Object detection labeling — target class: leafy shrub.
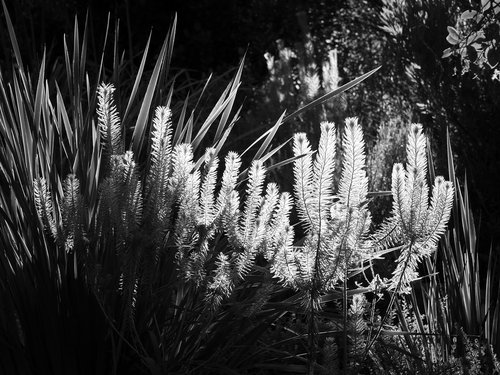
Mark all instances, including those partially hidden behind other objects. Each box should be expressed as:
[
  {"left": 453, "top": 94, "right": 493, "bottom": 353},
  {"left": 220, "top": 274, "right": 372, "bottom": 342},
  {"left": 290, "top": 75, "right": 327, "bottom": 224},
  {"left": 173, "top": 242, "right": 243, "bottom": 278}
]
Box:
[
  {"left": 443, "top": 0, "right": 500, "bottom": 80},
  {"left": 23, "top": 76, "right": 456, "bottom": 373}
]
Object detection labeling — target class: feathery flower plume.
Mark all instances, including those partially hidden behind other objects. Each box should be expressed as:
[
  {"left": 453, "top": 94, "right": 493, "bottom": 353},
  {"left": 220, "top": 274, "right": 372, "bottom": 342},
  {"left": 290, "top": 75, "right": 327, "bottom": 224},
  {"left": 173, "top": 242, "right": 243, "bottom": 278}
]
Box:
[
  {"left": 372, "top": 124, "right": 454, "bottom": 292},
  {"left": 97, "top": 83, "right": 122, "bottom": 156}
]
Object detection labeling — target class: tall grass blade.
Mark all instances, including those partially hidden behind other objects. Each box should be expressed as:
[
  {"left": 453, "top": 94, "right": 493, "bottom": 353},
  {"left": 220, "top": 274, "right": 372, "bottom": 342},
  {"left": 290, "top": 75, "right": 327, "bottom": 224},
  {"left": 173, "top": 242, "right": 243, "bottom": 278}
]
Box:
[
  {"left": 191, "top": 82, "right": 240, "bottom": 151},
  {"left": 174, "top": 92, "right": 189, "bottom": 145},
  {"left": 131, "top": 16, "right": 176, "bottom": 156},
  {"left": 252, "top": 111, "right": 286, "bottom": 162},
  {"left": 1, "top": 0, "right": 26, "bottom": 84},
  {"left": 214, "top": 58, "right": 244, "bottom": 141},
  {"left": 122, "top": 32, "right": 151, "bottom": 125},
  {"left": 283, "top": 66, "right": 380, "bottom": 123}
]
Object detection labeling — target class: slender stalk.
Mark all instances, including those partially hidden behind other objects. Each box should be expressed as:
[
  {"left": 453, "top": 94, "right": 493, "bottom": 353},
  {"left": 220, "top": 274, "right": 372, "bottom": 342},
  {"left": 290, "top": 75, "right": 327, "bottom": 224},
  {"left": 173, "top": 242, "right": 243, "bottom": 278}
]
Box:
[
  {"left": 308, "top": 229, "right": 322, "bottom": 375},
  {"left": 308, "top": 288, "right": 317, "bottom": 375},
  {"left": 343, "top": 267, "right": 348, "bottom": 374},
  {"left": 363, "top": 241, "right": 415, "bottom": 358}
]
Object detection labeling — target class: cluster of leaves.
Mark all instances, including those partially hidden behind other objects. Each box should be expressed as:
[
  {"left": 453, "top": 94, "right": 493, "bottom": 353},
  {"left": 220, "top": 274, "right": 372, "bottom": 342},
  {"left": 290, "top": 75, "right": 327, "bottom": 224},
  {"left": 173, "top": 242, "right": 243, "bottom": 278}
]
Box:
[{"left": 444, "top": 0, "right": 500, "bottom": 79}]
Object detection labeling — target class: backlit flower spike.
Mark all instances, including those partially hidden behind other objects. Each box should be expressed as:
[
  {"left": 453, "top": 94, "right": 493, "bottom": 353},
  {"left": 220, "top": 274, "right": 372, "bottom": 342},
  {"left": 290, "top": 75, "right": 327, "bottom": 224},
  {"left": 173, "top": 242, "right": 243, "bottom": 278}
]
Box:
[
  {"left": 254, "top": 183, "right": 280, "bottom": 247},
  {"left": 215, "top": 152, "right": 241, "bottom": 222},
  {"left": 61, "top": 174, "right": 84, "bottom": 252},
  {"left": 312, "top": 122, "right": 336, "bottom": 230},
  {"left": 293, "top": 132, "right": 314, "bottom": 229},
  {"left": 339, "top": 117, "right": 368, "bottom": 209},
  {"left": 205, "top": 252, "right": 233, "bottom": 308},
  {"left": 238, "top": 160, "right": 266, "bottom": 248},
  {"left": 170, "top": 143, "right": 195, "bottom": 194},
  {"left": 372, "top": 124, "right": 454, "bottom": 293},
  {"left": 97, "top": 83, "right": 122, "bottom": 156},
  {"left": 33, "top": 176, "right": 57, "bottom": 239},
  {"left": 147, "top": 106, "right": 172, "bottom": 196},
  {"left": 199, "top": 147, "right": 219, "bottom": 228},
  {"left": 121, "top": 151, "right": 143, "bottom": 228},
  {"left": 269, "top": 225, "right": 297, "bottom": 287},
  {"left": 263, "top": 191, "right": 293, "bottom": 258},
  {"left": 425, "top": 177, "right": 454, "bottom": 250},
  {"left": 405, "top": 124, "right": 429, "bottom": 235}
]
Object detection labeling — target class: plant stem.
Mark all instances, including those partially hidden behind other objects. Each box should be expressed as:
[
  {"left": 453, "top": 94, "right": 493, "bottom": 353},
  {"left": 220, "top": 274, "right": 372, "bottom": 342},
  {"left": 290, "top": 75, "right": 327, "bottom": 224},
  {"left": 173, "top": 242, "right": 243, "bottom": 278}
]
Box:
[
  {"left": 308, "top": 288, "right": 317, "bottom": 375},
  {"left": 363, "top": 242, "right": 415, "bottom": 359},
  {"left": 343, "top": 264, "right": 348, "bottom": 374}
]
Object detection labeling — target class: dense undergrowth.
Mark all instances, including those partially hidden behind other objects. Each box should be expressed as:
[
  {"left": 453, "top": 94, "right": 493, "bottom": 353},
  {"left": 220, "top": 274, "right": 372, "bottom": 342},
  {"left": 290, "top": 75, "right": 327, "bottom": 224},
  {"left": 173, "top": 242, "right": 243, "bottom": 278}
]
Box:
[{"left": 0, "top": 4, "right": 499, "bottom": 375}]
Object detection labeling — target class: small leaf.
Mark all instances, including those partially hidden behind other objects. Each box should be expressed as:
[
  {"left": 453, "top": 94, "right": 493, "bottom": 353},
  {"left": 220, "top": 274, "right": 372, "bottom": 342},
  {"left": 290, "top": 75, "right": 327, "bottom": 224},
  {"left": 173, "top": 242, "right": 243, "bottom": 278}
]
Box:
[
  {"left": 442, "top": 47, "right": 453, "bottom": 58},
  {"left": 446, "top": 35, "right": 459, "bottom": 45},
  {"left": 465, "top": 30, "right": 485, "bottom": 45},
  {"left": 460, "top": 10, "right": 477, "bottom": 20},
  {"left": 447, "top": 26, "right": 459, "bottom": 39},
  {"left": 446, "top": 26, "right": 460, "bottom": 45}
]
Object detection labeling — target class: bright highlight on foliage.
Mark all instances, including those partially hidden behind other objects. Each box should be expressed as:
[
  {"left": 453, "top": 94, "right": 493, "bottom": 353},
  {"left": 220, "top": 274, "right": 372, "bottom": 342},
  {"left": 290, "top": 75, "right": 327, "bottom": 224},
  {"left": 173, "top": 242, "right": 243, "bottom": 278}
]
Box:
[
  {"left": 373, "top": 124, "right": 454, "bottom": 293},
  {"left": 18, "top": 74, "right": 497, "bottom": 374},
  {"left": 34, "top": 86, "right": 454, "bottom": 311}
]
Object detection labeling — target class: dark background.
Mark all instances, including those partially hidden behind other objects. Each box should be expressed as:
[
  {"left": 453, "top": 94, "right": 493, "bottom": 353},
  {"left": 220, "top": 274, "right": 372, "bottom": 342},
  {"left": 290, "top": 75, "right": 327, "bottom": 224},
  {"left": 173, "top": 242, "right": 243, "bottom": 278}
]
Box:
[{"left": 2, "top": 0, "right": 311, "bottom": 82}]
